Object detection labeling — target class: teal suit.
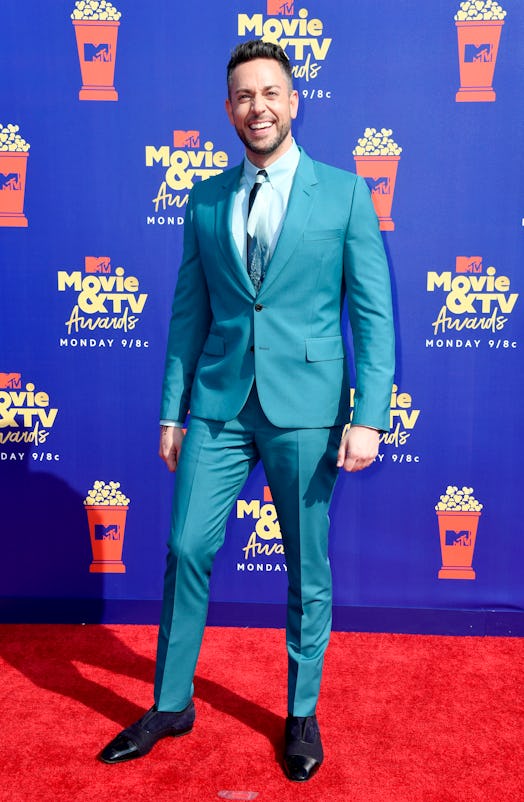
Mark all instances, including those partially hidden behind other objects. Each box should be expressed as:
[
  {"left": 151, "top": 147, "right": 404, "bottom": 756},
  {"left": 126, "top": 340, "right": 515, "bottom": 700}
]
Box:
[{"left": 155, "top": 148, "right": 394, "bottom": 715}]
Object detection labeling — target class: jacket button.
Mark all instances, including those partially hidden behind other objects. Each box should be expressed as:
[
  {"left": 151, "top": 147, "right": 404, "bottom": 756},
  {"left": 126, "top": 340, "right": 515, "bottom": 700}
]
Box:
[
  {"left": 249, "top": 345, "right": 254, "bottom": 352},
  {"left": 254, "top": 303, "right": 263, "bottom": 312}
]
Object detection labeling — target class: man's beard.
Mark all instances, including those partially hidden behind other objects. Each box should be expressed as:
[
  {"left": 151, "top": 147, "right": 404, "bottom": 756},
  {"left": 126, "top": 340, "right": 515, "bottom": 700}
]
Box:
[{"left": 236, "top": 120, "right": 291, "bottom": 156}]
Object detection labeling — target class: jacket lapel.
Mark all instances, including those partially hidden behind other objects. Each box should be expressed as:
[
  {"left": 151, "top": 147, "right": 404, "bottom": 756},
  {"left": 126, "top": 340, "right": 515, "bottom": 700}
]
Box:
[
  {"left": 258, "top": 149, "right": 318, "bottom": 298},
  {"left": 215, "top": 164, "right": 256, "bottom": 298}
]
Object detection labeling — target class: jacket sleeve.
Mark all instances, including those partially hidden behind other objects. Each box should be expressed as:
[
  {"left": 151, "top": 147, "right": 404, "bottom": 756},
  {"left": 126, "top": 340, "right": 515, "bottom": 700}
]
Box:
[
  {"left": 160, "top": 190, "right": 212, "bottom": 423},
  {"left": 343, "top": 175, "right": 395, "bottom": 432}
]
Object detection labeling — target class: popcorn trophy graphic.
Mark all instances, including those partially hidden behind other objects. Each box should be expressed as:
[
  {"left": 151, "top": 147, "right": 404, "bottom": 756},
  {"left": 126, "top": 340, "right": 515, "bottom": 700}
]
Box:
[
  {"left": 0, "top": 124, "right": 30, "bottom": 227},
  {"left": 353, "top": 128, "right": 402, "bottom": 231},
  {"left": 84, "top": 481, "right": 130, "bottom": 573},
  {"left": 71, "top": 1, "right": 122, "bottom": 101},
  {"left": 435, "top": 486, "right": 483, "bottom": 580},
  {"left": 454, "top": 1, "right": 506, "bottom": 102}
]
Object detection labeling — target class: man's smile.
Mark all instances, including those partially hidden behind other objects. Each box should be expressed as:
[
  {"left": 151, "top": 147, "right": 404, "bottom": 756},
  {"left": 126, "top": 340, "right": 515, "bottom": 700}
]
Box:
[{"left": 248, "top": 120, "right": 274, "bottom": 131}]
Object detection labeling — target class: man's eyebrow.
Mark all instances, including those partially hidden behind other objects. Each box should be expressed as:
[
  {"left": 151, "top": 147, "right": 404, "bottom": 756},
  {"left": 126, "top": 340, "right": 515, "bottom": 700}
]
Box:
[{"left": 234, "top": 84, "right": 281, "bottom": 94}]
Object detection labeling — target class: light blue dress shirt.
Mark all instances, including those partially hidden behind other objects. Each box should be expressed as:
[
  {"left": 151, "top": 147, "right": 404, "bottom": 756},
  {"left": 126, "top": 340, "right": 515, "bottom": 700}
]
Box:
[{"left": 232, "top": 140, "right": 300, "bottom": 263}]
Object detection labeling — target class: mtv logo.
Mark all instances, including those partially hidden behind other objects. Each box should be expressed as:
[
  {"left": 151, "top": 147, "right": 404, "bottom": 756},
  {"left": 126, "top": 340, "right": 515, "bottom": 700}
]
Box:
[
  {"left": 465, "top": 43, "right": 492, "bottom": 63},
  {"left": 267, "top": 0, "right": 294, "bottom": 13},
  {"left": 94, "top": 524, "right": 120, "bottom": 541},
  {"left": 0, "top": 173, "right": 21, "bottom": 191},
  {"left": 445, "top": 529, "right": 472, "bottom": 547},
  {"left": 366, "top": 176, "right": 390, "bottom": 195},
  {"left": 0, "top": 372, "right": 22, "bottom": 389},
  {"left": 456, "top": 256, "right": 482, "bottom": 274},
  {"left": 173, "top": 130, "right": 200, "bottom": 148},
  {"left": 84, "top": 43, "right": 112, "bottom": 62},
  {"left": 85, "top": 256, "right": 111, "bottom": 274}
]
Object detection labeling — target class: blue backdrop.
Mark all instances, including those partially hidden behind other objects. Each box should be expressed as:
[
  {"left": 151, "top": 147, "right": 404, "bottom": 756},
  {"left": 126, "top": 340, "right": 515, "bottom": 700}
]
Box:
[{"left": 1, "top": 0, "right": 523, "bottom": 634}]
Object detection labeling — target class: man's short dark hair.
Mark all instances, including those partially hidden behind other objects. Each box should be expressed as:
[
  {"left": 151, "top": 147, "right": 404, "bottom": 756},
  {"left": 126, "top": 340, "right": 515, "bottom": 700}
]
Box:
[{"left": 227, "top": 40, "right": 293, "bottom": 93}]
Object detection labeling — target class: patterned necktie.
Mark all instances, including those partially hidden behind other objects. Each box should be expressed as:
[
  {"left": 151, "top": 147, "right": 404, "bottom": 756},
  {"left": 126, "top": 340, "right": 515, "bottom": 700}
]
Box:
[{"left": 247, "top": 169, "right": 270, "bottom": 293}]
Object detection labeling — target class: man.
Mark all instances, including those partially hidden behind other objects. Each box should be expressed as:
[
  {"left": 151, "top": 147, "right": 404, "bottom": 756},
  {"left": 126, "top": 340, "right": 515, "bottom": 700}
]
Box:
[{"left": 100, "top": 40, "right": 395, "bottom": 782}]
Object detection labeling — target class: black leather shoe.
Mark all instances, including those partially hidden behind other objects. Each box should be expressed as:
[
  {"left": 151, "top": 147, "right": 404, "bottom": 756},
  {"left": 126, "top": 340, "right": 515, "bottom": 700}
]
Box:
[
  {"left": 283, "top": 714, "right": 323, "bottom": 781},
  {"left": 99, "top": 701, "right": 195, "bottom": 764}
]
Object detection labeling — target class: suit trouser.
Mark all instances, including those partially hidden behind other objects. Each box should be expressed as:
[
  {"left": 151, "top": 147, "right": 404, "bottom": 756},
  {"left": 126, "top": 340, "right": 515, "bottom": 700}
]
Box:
[{"left": 154, "top": 383, "right": 342, "bottom": 717}]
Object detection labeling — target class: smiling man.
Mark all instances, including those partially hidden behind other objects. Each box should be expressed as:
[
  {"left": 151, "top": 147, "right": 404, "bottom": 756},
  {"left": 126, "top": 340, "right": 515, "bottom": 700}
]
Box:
[
  {"left": 100, "top": 40, "right": 395, "bottom": 782},
  {"left": 225, "top": 52, "right": 298, "bottom": 159}
]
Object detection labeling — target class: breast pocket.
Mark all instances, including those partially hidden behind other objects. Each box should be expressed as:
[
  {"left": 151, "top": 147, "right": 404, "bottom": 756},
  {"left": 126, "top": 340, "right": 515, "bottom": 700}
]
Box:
[{"left": 303, "top": 229, "right": 343, "bottom": 242}]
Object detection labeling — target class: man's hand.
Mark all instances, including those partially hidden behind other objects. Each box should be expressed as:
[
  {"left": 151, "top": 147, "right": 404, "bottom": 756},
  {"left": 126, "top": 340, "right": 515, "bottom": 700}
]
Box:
[
  {"left": 336, "top": 425, "right": 380, "bottom": 473},
  {"left": 159, "top": 425, "right": 185, "bottom": 472}
]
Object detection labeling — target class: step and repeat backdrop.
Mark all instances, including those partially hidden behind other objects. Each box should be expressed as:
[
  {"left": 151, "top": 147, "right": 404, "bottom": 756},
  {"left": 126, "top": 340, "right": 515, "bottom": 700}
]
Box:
[{"left": 1, "top": 0, "right": 523, "bottom": 631}]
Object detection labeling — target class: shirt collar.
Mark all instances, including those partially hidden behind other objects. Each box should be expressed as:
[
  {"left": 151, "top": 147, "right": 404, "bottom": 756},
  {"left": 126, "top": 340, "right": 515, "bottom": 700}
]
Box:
[{"left": 242, "top": 139, "right": 300, "bottom": 188}]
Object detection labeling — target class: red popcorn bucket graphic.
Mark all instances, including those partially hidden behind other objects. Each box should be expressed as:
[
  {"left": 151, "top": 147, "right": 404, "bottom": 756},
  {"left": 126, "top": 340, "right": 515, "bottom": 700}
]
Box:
[
  {"left": 436, "top": 510, "right": 481, "bottom": 580},
  {"left": 0, "top": 152, "right": 29, "bottom": 227},
  {"left": 455, "top": 21, "right": 504, "bottom": 102},
  {"left": 73, "top": 20, "right": 120, "bottom": 101},
  {"left": 85, "top": 504, "right": 128, "bottom": 573},
  {"left": 354, "top": 155, "right": 400, "bottom": 231}
]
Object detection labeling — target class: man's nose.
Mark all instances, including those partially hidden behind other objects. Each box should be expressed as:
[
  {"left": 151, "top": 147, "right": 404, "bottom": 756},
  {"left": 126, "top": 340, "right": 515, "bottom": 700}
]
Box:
[{"left": 251, "top": 94, "right": 266, "bottom": 114}]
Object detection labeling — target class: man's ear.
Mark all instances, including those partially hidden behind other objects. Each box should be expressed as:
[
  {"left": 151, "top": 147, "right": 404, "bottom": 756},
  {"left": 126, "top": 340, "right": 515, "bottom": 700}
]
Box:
[
  {"left": 289, "top": 89, "right": 299, "bottom": 121},
  {"left": 225, "top": 97, "right": 234, "bottom": 126}
]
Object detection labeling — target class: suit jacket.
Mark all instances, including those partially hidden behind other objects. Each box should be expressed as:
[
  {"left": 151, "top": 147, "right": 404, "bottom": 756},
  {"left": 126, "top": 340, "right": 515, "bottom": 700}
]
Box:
[{"left": 160, "top": 148, "right": 395, "bottom": 431}]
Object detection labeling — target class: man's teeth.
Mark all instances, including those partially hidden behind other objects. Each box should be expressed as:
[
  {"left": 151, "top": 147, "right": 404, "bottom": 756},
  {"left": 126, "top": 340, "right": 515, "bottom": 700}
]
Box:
[{"left": 250, "top": 121, "right": 273, "bottom": 130}]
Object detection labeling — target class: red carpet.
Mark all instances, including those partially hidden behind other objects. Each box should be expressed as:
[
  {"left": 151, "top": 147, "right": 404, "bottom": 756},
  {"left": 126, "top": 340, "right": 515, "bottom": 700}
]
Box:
[{"left": 0, "top": 624, "right": 522, "bottom": 802}]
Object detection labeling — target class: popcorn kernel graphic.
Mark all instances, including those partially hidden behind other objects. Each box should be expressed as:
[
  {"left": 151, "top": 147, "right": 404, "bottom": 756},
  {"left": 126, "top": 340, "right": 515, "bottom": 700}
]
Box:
[
  {"left": 71, "top": 0, "right": 122, "bottom": 21},
  {"left": 0, "top": 124, "right": 30, "bottom": 153},
  {"left": 435, "top": 485, "right": 483, "bottom": 512},
  {"left": 352, "top": 128, "right": 402, "bottom": 157},
  {"left": 454, "top": 1, "right": 506, "bottom": 21}
]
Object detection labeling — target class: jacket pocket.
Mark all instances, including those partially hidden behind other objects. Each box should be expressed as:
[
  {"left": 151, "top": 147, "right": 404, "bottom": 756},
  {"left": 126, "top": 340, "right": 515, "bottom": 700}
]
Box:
[
  {"left": 305, "top": 336, "right": 344, "bottom": 362},
  {"left": 203, "top": 333, "right": 225, "bottom": 356},
  {"left": 303, "top": 229, "right": 343, "bottom": 241}
]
